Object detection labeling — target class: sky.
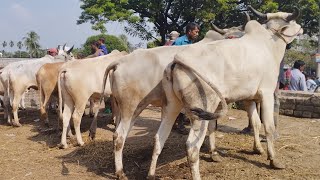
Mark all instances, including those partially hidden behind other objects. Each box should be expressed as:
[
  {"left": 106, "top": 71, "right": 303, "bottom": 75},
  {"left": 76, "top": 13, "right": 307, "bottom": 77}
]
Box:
[{"left": 0, "top": 0, "right": 146, "bottom": 51}]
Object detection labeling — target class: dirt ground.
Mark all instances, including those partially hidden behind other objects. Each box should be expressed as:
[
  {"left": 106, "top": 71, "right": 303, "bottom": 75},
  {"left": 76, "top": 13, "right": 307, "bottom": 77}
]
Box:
[{"left": 0, "top": 106, "right": 319, "bottom": 180}]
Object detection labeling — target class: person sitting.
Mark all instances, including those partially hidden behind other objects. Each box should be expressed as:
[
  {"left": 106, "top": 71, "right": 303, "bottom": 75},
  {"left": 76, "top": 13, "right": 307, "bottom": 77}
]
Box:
[
  {"left": 98, "top": 38, "right": 108, "bottom": 55},
  {"left": 289, "top": 60, "right": 307, "bottom": 91},
  {"left": 306, "top": 74, "right": 317, "bottom": 92},
  {"left": 164, "top": 31, "right": 180, "bottom": 46},
  {"left": 86, "top": 41, "right": 104, "bottom": 58}
]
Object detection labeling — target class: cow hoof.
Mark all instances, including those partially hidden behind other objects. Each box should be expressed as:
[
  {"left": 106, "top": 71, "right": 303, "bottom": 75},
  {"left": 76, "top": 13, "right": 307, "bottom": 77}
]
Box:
[
  {"left": 211, "top": 153, "right": 222, "bottom": 162},
  {"left": 270, "top": 160, "right": 285, "bottom": 169},
  {"left": 116, "top": 171, "right": 128, "bottom": 180},
  {"left": 58, "top": 143, "right": 68, "bottom": 149},
  {"left": 147, "top": 175, "right": 155, "bottom": 180},
  {"left": 253, "top": 147, "right": 264, "bottom": 155},
  {"left": 89, "top": 130, "right": 96, "bottom": 140},
  {"left": 12, "top": 122, "right": 22, "bottom": 127},
  {"left": 78, "top": 142, "right": 85, "bottom": 147}
]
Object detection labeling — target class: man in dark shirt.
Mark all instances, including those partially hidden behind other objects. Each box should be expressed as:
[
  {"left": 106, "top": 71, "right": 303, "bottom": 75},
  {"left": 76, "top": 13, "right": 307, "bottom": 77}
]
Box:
[{"left": 98, "top": 38, "right": 108, "bottom": 55}]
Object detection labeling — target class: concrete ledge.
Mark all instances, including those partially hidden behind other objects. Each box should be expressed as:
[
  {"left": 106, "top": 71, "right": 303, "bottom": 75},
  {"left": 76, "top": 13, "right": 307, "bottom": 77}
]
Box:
[{"left": 279, "top": 90, "right": 320, "bottom": 118}]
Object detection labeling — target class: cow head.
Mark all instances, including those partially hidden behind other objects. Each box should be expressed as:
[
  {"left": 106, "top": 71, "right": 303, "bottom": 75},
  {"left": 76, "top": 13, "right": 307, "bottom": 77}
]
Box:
[
  {"left": 55, "top": 44, "right": 75, "bottom": 61},
  {"left": 210, "top": 12, "right": 250, "bottom": 39},
  {"left": 248, "top": 5, "right": 303, "bottom": 44}
]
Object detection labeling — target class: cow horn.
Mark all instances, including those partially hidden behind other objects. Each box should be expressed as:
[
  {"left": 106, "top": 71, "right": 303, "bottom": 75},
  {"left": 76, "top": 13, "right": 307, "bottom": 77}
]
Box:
[
  {"left": 63, "top": 43, "right": 66, "bottom": 50},
  {"left": 67, "top": 45, "right": 74, "bottom": 54},
  {"left": 242, "top": 11, "right": 251, "bottom": 30},
  {"left": 57, "top": 45, "right": 61, "bottom": 50},
  {"left": 285, "top": 7, "right": 300, "bottom": 22},
  {"left": 210, "top": 22, "right": 226, "bottom": 35},
  {"left": 244, "top": 11, "right": 251, "bottom": 22},
  {"left": 247, "top": 5, "right": 267, "bottom": 21}
]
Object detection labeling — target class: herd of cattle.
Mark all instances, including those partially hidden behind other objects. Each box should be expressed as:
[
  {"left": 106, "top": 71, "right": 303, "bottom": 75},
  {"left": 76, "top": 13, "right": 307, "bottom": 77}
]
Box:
[{"left": 0, "top": 6, "right": 303, "bottom": 180}]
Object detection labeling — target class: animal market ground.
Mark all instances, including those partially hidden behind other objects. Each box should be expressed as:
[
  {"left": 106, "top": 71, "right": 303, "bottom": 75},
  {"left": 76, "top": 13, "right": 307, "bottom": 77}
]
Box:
[{"left": 0, "top": 106, "right": 319, "bottom": 180}]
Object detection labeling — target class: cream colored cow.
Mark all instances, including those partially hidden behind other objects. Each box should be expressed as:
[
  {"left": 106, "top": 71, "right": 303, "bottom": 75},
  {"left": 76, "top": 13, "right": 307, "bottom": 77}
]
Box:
[
  {"left": 155, "top": 7, "right": 302, "bottom": 179},
  {"left": 57, "top": 50, "right": 128, "bottom": 149}
]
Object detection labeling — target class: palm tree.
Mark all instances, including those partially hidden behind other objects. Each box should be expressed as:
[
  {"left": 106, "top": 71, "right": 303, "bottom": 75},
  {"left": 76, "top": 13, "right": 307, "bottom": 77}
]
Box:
[
  {"left": 2, "top": 41, "right": 7, "bottom": 49},
  {"left": 9, "top": 41, "right": 14, "bottom": 48},
  {"left": 17, "top": 41, "right": 23, "bottom": 58},
  {"left": 23, "top": 31, "right": 41, "bottom": 58}
]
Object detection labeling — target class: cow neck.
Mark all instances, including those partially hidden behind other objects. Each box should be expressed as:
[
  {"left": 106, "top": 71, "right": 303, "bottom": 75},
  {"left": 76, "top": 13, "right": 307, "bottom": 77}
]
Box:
[{"left": 269, "top": 30, "right": 287, "bottom": 63}]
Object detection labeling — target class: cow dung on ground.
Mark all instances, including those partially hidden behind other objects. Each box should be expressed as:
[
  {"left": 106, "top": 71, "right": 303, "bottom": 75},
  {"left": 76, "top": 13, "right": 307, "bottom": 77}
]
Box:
[{"left": 0, "top": 106, "right": 319, "bottom": 179}]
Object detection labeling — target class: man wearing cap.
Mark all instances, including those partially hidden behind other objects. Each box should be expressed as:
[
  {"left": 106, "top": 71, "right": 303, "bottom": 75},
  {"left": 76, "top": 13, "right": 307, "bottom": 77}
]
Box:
[
  {"left": 164, "top": 31, "right": 180, "bottom": 46},
  {"left": 47, "top": 48, "right": 58, "bottom": 57}
]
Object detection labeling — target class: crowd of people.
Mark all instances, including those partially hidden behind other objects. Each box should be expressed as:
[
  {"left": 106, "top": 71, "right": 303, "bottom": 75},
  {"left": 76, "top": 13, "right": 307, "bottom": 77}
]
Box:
[{"left": 279, "top": 60, "right": 319, "bottom": 92}]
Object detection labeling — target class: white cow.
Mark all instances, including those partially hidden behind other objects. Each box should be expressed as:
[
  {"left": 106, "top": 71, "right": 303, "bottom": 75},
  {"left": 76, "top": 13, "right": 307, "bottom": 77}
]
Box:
[
  {"left": 100, "top": 27, "right": 250, "bottom": 178},
  {"left": 154, "top": 7, "right": 302, "bottom": 179},
  {"left": 57, "top": 50, "right": 128, "bottom": 149},
  {"left": 1, "top": 79, "right": 28, "bottom": 109},
  {"left": 0, "top": 46, "right": 74, "bottom": 127}
]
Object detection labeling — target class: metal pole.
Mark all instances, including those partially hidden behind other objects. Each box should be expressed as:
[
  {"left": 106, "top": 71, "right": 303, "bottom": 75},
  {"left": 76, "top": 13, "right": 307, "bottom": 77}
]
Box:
[{"left": 317, "top": 15, "right": 320, "bottom": 78}]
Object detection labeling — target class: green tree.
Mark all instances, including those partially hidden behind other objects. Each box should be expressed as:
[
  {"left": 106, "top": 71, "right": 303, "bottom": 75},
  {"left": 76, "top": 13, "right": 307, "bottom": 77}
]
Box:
[
  {"left": 77, "top": 34, "right": 128, "bottom": 57},
  {"left": 17, "top": 41, "right": 23, "bottom": 58},
  {"left": 118, "top": 34, "right": 136, "bottom": 52},
  {"left": 9, "top": 41, "right": 14, "bottom": 48},
  {"left": 2, "top": 41, "right": 7, "bottom": 49},
  {"left": 23, "top": 31, "right": 41, "bottom": 58},
  {"left": 78, "top": 1, "right": 320, "bottom": 45}
]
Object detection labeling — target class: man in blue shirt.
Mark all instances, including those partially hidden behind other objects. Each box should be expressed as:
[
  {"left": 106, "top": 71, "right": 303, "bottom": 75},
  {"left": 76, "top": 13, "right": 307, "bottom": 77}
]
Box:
[
  {"left": 98, "top": 38, "right": 108, "bottom": 55},
  {"left": 289, "top": 60, "right": 307, "bottom": 91},
  {"left": 172, "top": 22, "right": 200, "bottom": 135},
  {"left": 172, "top": 22, "right": 200, "bottom": 46}
]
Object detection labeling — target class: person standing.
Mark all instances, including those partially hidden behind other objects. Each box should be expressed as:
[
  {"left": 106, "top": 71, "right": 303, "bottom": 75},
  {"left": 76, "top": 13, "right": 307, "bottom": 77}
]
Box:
[{"left": 289, "top": 60, "right": 307, "bottom": 91}]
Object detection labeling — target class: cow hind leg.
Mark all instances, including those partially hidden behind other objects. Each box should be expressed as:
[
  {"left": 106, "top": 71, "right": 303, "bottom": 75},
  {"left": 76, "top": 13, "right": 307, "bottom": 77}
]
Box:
[
  {"left": 186, "top": 119, "right": 209, "bottom": 180},
  {"left": 59, "top": 93, "right": 74, "bottom": 149},
  {"left": 72, "top": 106, "right": 86, "bottom": 147},
  {"left": 11, "top": 91, "right": 24, "bottom": 127},
  {"left": 3, "top": 92, "right": 12, "bottom": 124},
  {"left": 207, "top": 119, "right": 222, "bottom": 162},
  {"left": 148, "top": 101, "right": 182, "bottom": 179},
  {"left": 244, "top": 101, "right": 264, "bottom": 154},
  {"left": 114, "top": 117, "right": 132, "bottom": 180},
  {"left": 261, "top": 92, "right": 284, "bottom": 169},
  {"left": 89, "top": 100, "right": 101, "bottom": 140}
]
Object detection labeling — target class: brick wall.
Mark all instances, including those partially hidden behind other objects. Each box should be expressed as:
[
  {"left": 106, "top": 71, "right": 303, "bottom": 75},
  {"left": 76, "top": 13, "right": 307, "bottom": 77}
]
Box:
[{"left": 279, "top": 90, "right": 320, "bottom": 118}]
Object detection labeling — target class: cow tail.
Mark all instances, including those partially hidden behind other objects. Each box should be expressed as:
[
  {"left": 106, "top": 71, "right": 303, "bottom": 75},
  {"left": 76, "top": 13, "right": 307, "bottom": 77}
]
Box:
[
  {"left": 172, "top": 59, "right": 228, "bottom": 120},
  {"left": 37, "top": 75, "right": 43, "bottom": 109},
  {"left": 99, "top": 62, "right": 119, "bottom": 105},
  {"left": 57, "top": 70, "right": 66, "bottom": 121}
]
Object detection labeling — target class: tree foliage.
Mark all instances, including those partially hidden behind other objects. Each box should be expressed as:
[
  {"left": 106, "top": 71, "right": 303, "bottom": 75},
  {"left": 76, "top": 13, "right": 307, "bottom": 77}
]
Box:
[
  {"left": 78, "top": 0, "right": 320, "bottom": 45},
  {"left": 2, "top": 41, "right": 7, "bottom": 49},
  {"left": 23, "top": 31, "right": 41, "bottom": 58}
]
